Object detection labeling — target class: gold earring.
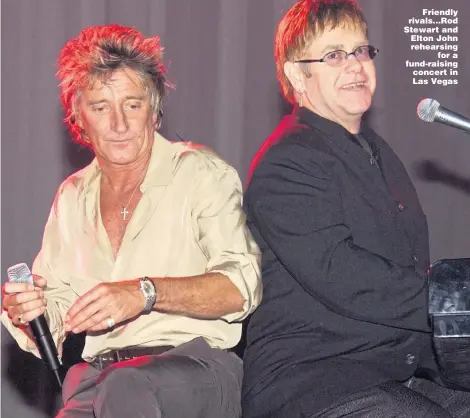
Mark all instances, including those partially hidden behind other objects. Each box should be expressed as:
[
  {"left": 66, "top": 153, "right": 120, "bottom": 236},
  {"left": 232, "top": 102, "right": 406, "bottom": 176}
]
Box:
[{"left": 299, "top": 91, "right": 304, "bottom": 107}]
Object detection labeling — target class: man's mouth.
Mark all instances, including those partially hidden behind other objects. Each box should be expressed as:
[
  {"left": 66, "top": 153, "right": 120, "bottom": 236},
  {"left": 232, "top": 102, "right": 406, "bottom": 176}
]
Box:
[
  {"left": 340, "top": 82, "right": 368, "bottom": 90},
  {"left": 108, "top": 138, "right": 132, "bottom": 143}
]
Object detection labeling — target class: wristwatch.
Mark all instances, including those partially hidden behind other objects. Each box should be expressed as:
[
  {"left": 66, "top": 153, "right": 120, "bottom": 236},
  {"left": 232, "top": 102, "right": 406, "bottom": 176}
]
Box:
[{"left": 139, "top": 277, "right": 157, "bottom": 314}]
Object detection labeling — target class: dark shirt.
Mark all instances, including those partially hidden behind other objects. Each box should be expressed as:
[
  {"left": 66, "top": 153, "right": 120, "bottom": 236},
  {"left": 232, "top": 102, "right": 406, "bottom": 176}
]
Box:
[{"left": 242, "top": 107, "right": 438, "bottom": 417}]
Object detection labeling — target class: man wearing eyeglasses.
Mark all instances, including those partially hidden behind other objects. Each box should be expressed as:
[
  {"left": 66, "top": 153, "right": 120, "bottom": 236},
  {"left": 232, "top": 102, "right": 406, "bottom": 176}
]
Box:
[{"left": 242, "top": 0, "right": 470, "bottom": 417}]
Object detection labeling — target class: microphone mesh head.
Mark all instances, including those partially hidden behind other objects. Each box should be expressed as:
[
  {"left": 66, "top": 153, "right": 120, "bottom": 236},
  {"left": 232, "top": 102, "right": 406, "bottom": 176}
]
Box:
[
  {"left": 7, "top": 263, "right": 33, "bottom": 284},
  {"left": 417, "top": 98, "right": 440, "bottom": 122}
]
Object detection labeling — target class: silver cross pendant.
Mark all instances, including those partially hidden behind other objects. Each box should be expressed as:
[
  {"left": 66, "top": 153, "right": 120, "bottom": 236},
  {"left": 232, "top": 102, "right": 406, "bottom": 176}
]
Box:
[{"left": 121, "top": 207, "right": 129, "bottom": 220}]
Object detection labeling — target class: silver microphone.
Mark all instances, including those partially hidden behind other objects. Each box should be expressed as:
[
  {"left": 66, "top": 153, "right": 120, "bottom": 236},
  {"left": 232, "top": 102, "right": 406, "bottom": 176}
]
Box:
[
  {"left": 417, "top": 98, "right": 470, "bottom": 134},
  {"left": 7, "top": 262, "right": 63, "bottom": 387}
]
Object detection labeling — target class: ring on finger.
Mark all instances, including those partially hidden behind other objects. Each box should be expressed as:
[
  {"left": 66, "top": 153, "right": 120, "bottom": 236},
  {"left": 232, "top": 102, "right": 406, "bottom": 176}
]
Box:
[
  {"left": 107, "top": 317, "right": 115, "bottom": 328},
  {"left": 18, "top": 314, "right": 26, "bottom": 325}
]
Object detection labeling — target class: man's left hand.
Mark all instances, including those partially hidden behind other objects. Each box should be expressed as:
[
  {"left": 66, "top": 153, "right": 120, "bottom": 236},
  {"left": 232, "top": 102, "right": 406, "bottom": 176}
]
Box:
[{"left": 64, "top": 280, "right": 145, "bottom": 333}]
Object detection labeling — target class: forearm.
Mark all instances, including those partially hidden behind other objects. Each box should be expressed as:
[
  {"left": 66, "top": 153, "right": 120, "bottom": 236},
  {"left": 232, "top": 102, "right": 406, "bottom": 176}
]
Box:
[
  {"left": 326, "top": 239, "right": 430, "bottom": 330},
  {"left": 255, "top": 220, "right": 430, "bottom": 330},
  {"left": 151, "top": 272, "right": 245, "bottom": 319}
]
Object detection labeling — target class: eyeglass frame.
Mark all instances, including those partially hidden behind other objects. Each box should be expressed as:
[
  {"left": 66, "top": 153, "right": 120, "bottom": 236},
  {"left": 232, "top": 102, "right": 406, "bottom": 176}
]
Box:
[{"left": 294, "top": 44, "right": 379, "bottom": 67}]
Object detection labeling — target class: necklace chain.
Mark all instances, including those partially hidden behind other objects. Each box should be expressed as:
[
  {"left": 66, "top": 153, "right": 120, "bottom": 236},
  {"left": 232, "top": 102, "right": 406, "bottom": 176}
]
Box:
[{"left": 104, "top": 163, "right": 149, "bottom": 221}]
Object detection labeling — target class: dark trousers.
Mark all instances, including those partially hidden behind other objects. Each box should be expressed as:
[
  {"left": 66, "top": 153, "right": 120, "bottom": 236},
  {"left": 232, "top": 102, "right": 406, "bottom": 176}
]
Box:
[
  {"left": 55, "top": 337, "right": 243, "bottom": 418},
  {"left": 261, "top": 378, "right": 470, "bottom": 418}
]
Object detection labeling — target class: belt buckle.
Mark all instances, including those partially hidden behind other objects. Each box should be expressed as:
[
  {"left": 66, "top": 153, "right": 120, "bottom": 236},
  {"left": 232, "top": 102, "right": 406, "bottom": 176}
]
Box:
[
  {"left": 93, "top": 355, "right": 104, "bottom": 371},
  {"left": 93, "top": 351, "right": 117, "bottom": 371},
  {"left": 91, "top": 348, "right": 151, "bottom": 370}
]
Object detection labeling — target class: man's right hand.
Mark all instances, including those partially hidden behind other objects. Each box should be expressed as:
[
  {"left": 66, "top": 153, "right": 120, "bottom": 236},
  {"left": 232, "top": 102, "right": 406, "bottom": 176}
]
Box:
[{"left": 2, "top": 275, "right": 47, "bottom": 327}]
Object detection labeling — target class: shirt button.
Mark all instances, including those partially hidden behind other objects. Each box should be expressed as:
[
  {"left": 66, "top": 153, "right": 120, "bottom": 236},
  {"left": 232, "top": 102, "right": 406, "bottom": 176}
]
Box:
[
  {"left": 398, "top": 202, "right": 405, "bottom": 211},
  {"left": 413, "top": 255, "right": 419, "bottom": 263},
  {"left": 405, "top": 354, "right": 416, "bottom": 365}
]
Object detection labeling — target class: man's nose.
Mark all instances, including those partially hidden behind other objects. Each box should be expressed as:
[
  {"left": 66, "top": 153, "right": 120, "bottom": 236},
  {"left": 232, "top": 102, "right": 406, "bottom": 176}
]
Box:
[{"left": 111, "top": 108, "right": 129, "bottom": 133}]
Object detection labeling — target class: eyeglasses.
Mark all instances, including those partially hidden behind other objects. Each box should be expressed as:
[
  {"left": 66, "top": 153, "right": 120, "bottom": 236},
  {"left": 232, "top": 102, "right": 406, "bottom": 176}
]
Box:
[{"left": 295, "top": 45, "right": 379, "bottom": 67}]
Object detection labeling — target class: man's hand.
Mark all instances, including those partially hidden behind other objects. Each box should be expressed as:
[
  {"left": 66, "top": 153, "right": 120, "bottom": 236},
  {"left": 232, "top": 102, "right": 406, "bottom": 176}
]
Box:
[
  {"left": 64, "top": 280, "right": 145, "bottom": 333},
  {"left": 2, "top": 275, "right": 47, "bottom": 327}
]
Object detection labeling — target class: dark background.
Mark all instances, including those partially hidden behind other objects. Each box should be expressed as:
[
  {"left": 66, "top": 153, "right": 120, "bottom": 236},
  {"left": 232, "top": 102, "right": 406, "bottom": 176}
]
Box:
[{"left": 2, "top": 0, "right": 470, "bottom": 416}]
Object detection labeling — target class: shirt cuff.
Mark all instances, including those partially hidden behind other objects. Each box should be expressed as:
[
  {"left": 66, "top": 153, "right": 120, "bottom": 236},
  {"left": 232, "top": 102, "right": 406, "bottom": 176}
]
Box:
[{"left": 209, "top": 257, "right": 262, "bottom": 323}]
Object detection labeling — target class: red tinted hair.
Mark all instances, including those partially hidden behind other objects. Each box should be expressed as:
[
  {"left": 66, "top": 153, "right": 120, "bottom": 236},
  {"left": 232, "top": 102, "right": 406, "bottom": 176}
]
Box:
[
  {"left": 275, "top": 0, "right": 367, "bottom": 104},
  {"left": 56, "top": 24, "right": 167, "bottom": 146}
]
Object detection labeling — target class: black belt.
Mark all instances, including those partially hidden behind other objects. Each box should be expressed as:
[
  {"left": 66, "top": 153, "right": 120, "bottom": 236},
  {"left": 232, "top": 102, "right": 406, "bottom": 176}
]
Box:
[{"left": 90, "top": 345, "right": 174, "bottom": 370}]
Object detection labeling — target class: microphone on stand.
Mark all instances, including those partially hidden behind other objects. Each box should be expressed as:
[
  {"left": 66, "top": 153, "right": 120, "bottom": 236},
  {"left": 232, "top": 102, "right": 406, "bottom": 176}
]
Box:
[
  {"left": 7, "top": 262, "right": 63, "bottom": 387},
  {"left": 417, "top": 98, "right": 470, "bottom": 134}
]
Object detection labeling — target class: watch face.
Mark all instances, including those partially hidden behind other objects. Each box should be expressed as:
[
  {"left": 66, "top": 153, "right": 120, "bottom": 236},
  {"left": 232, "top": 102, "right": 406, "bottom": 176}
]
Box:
[{"left": 142, "top": 281, "right": 153, "bottom": 295}]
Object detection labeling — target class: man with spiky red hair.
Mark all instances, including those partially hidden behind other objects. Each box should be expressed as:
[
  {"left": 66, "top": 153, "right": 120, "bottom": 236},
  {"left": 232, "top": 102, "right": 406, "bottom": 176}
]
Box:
[{"left": 1, "top": 24, "right": 262, "bottom": 418}]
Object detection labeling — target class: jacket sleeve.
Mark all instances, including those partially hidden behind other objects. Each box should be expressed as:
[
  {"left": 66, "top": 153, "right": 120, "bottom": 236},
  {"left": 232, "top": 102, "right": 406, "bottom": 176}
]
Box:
[{"left": 245, "top": 139, "right": 429, "bottom": 331}]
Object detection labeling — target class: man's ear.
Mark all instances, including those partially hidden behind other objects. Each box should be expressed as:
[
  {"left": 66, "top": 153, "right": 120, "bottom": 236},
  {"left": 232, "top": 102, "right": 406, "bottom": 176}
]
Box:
[
  {"left": 73, "top": 111, "right": 91, "bottom": 143},
  {"left": 152, "top": 111, "right": 162, "bottom": 130},
  {"left": 73, "top": 108, "right": 83, "bottom": 129},
  {"left": 284, "top": 61, "right": 305, "bottom": 94}
]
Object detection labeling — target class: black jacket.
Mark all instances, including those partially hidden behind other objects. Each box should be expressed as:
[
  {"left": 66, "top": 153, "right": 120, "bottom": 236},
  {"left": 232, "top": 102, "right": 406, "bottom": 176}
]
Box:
[{"left": 242, "top": 107, "right": 438, "bottom": 417}]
